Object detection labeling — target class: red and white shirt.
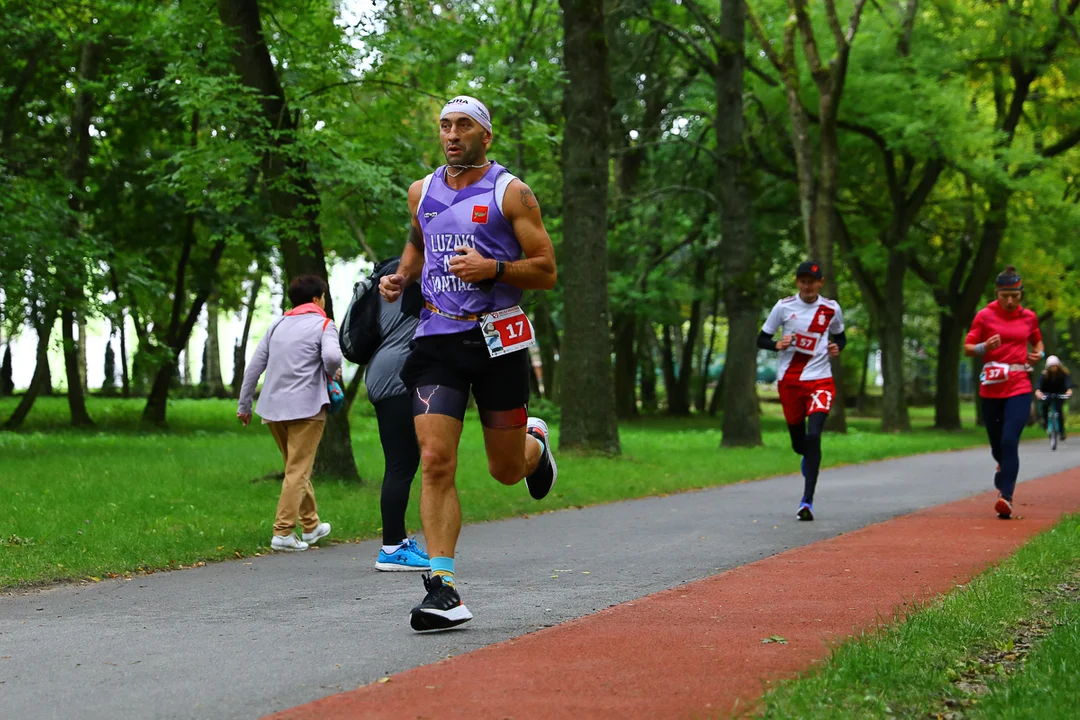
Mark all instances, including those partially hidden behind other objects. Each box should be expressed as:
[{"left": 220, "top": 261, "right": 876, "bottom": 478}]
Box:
[{"left": 762, "top": 295, "right": 845, "bottom": 383}]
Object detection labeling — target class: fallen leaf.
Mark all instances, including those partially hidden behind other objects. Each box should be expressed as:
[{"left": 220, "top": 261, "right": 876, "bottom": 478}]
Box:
[
  {"left": 377, "top": 677, "right": 391, "bottom": 684},
  {"left": 761, "top": 635, "right": 788, "bottom": 645}
]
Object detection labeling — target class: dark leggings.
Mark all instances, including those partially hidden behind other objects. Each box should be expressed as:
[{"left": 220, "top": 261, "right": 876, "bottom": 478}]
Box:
[
  {"left": 982, "top": 393, "right": 1032, "bottom": 501},
  {"left": 374, "top": 394, "right": 421, "bottom": 546},
  {"left": 788, "top": 413, "right": 828, "bottom": 503}
]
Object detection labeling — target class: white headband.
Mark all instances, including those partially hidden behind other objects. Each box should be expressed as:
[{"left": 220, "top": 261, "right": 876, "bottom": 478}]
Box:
[{"left": 440, "top": 95, "right": 492, "bottom": 134}]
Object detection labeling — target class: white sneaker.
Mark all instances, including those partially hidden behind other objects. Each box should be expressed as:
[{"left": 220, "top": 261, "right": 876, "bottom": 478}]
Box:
[
  {"left": 301, "top": 522, "right": 331, "bottom": 545},
  {"left": 271, "top": 534, "right": 309, "bottom": 552}
]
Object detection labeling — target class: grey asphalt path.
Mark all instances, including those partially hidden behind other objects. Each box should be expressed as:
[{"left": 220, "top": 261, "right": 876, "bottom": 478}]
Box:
[{"left": 3, "top": 442, "right": 1080, "bottom": 720}]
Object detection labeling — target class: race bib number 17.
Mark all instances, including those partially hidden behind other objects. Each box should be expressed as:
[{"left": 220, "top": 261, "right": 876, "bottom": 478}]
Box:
[{"left": 480, "top": 306, "right": 536, "bottom": 358}]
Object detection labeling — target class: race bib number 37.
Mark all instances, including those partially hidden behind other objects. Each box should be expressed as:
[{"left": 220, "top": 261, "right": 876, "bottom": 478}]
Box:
[
  {"left": 480, "top": 306, "right": 536, "bottom": 358},
  {"left": 980, "top": 363, "right": 1009, "bottom": 385},
  {"left": 793, "top": 332, "right": 819, "bottom": 355}
]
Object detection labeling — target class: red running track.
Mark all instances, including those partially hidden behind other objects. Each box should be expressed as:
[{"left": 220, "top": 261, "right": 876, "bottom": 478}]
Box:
[{"left": 269, "top": 468, "right": 1080, "bottom": 719}]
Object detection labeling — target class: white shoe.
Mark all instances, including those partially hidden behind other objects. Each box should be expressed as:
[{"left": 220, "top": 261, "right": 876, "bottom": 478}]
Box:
[
  {"left": 301, "top": 522, "right": 331, "bottom": 545},
  {"left": 271, "top": 534, "right": 309, "bottom": 552}
]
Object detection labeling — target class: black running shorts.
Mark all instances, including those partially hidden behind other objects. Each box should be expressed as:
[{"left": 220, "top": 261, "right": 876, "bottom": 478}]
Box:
[{"left": 400, "top": 327, "right": 531, "bottom": 412}]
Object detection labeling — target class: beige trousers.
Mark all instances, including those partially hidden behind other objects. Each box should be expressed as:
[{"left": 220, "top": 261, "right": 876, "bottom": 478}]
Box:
[{"left": 267, "top": 417, "right": 325, "bottom": 536}]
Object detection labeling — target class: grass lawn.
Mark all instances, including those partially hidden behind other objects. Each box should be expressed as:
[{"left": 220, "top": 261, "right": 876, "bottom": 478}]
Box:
[
  {"left": 0, "top": 396, "right": 988, "bottom": 589},
  {"left": 756, "top": 514, "right": 1080, "bottom": 719}
]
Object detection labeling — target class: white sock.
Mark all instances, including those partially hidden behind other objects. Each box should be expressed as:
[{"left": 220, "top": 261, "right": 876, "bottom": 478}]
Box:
[{"left": 382, "top": 542, "right": 406, "bottom": 554}]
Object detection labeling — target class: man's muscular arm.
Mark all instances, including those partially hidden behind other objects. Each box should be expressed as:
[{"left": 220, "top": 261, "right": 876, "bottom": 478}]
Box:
[
  {"left": 448, "top": 180, "right": 557, "bottom": 289},
  {"left": 502, "top": 181, "right": 556, "bottom": 289}
]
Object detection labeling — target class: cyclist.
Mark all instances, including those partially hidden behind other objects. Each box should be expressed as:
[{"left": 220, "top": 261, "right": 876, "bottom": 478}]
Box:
[{"left": 1036, "top": 356, "right": 1073, "bottom": 440}]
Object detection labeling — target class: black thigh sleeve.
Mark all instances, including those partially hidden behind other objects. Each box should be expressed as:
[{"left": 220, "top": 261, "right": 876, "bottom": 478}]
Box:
[{"left": 412, "top": 384, "right": 469, "bottom": 421}]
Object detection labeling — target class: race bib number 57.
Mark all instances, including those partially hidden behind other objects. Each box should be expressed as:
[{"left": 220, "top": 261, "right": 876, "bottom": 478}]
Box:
[
  {"left": 480, "top": 306, "right": 536, "bottom": 358},
  {"left": 793, "top": 332, "right": 819, "bottom": 355}
]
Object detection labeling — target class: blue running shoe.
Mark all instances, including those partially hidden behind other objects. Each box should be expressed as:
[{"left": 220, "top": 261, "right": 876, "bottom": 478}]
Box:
[
  {"left": 404, "top": 537, "right": 429, "bottom": 561},
  {"left": 376, "top": 541, "right": 431, "bottom": 572},
  {"left": 796, "top": 501, "right": 814, "bottom": 521}
]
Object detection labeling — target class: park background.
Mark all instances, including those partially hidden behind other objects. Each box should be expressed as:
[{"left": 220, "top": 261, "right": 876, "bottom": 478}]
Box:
[{"left": 2, "top": 0, "right": 1079, "bottom": 583}]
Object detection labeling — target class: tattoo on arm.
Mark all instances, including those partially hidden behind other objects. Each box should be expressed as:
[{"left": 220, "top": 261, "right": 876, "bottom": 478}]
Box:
[
  {"left": 408, "top": 223, "right": 423, "bottom": 250},
  {"left": 520, "top": 187, "right": 539, "bottom": 211}
]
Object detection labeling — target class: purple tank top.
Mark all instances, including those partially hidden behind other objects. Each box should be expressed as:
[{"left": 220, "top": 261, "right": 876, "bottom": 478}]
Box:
[{"left": 415, "top": 162, "right": 523, "bottom": 338}]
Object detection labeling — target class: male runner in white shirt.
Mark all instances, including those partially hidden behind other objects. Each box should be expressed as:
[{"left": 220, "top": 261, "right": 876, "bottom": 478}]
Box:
[{"left": 758, "top": 261, "right": 847, "bottom": 520}]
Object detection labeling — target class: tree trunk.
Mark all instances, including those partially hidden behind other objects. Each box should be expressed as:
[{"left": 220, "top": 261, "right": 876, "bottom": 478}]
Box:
[
  {"left": 660, "top": 324, "right": 685, "bottom": 415},
  {"left": 0, "top": 343, "right": 13, "bottom": 396},
  {"left": 697, "top": 280, "right": 721, "bottom": 412},
  {"left": 77, "top": 314, "right": 88, "bottom": 391},
  {"left": 41, "top": 354, "right": 53, "bottom": 396},
  {"left": 142, "top": 238, "right": 228, "bottom": 426},
  {"left": 204, "top": 294, "right": 226, "bottom": 398},
  {"left": 4, "top": 306, "right": 57, "bottom": 429},
  {"left": 717, "top": 0, "right": 762, "bottom": 447},
  {"left": 58, "top": 41, "right": 99, "bottom": 427},
  {"left": 118, "top": 310, "right": 131, "bottom": 398},
  {"left": 708, "top": 368, "right": 724, "bottom": 417},
  {"left": 219, "top": 0, "right": 360, "bottom": 480},
  {"left": 613, "top": 310, "right": 638, "bottom": 418},
  {"left": 879, "top": 252, "right": 911, "bottom": 432},
  {"left": 61, "top": 303, "right": 94, "bottom": 426},
  {"left": 556, "top": 0, "right": 620, "bottom": 454},
  {"left": 182, "top": 339, "right": 193, "bottom": 386},
  {"left": 933, "top": 310, "right": 963, "bottom": 429},
  {"left": 678, "top": 255, "right": 707, "bottom": 413},
  {"left": 533, "top": 295, "right": 559, "bottom": 402},
  {"left": 857, "top": 323, "right": 873, "bottom": 412},
  {"left": 639, "top": 323, "right": 658, "bottom": 412},
  {"left": 232, "top": 272, "right": 262, "bottom": 397}
]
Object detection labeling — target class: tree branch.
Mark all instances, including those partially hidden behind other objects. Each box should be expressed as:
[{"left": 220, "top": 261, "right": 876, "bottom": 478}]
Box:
[
  {"left": 636, "top": 184, "right": 719, "bottom": 206},
  {"left": 823, "top": 0, "right": 846, "bottom": 49},
  {"left": 644, "top": 15, "right": 719, "bottom": 74},
  {"left": 792, "top": 0, "right": 825, "bottom": 77},
  {"left": 681, "top": 0, "right": 724, "bottom": 56},
  {"left": 746, "top": 6, "right": 785, "bottom": 75},
  {"left": 845, "top": 0, "right": 870, "bottom": 46},
  {"left": 1042, "top": 127, "right": 1080, "bottom": 157}
]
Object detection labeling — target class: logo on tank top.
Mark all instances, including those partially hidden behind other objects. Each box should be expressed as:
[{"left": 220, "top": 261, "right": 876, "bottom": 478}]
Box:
[{"left": 472, "top": 205, "right": 489, "bottom": 224}]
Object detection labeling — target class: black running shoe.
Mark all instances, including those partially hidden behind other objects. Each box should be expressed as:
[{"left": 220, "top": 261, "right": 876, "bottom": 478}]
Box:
[
  {"left": 524, "top": 417, "right": 558, "bottom": 500},
  {"left": 410, "top": 574, "right": 472, "bottom": 631}
]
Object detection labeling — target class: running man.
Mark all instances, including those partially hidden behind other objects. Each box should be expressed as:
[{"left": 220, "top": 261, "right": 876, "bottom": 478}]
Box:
[
  {"left": 379, "top": 95, "right": 558, "bottom": 631},
  {"left": 758, "top": 261, "right": 846, "bottom": 521},
  {"left": 965, "top": 266, "right": 1044, "bottom": 519}
]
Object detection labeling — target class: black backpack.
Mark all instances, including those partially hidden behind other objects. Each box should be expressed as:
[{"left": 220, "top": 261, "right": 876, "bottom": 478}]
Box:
[{"left": 339, "top": 257, "right": 400, "bottom": 365}]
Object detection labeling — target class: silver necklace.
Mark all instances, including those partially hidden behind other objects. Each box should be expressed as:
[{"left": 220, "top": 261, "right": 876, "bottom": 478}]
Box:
[{"left": 446, "top": 160, "right": 492, "bottom": 178}]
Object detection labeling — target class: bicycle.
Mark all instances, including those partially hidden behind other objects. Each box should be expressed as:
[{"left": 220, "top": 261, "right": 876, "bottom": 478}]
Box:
[{"left": 1043, "top": 393, "right": 1069, "bottom": 451}]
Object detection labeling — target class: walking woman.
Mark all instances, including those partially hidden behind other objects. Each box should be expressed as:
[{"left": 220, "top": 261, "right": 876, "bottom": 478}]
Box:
[
  {"left": 366, "top": 259, "right": 430, "bottom": 571},
  {"left": 965, "top": 266, "right": 1044, "bottom": 519},
  {"left": 238, "top": 275, "right": 342, "bottom": 551}
]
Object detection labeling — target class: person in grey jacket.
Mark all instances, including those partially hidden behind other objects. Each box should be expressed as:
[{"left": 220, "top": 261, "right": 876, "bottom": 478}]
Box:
[
  {"left": 368, "top": 266, "right": 430, "bottom": 571},
  {"left": 238, "top": 275, "right": 342, "bottom": 552}
]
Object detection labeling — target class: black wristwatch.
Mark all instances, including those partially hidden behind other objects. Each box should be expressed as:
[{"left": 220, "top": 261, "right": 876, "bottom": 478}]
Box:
[{"left": 493, "top": 260, "right": 506, "bottom": 281}]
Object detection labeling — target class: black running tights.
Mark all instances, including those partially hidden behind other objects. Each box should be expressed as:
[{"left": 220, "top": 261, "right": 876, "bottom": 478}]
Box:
[
  {"left": 788, "top": 413, "right": 828, "bottom": 502},
  {"left": 374, "top": 394, "right": 421, "bottom": 546}
]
